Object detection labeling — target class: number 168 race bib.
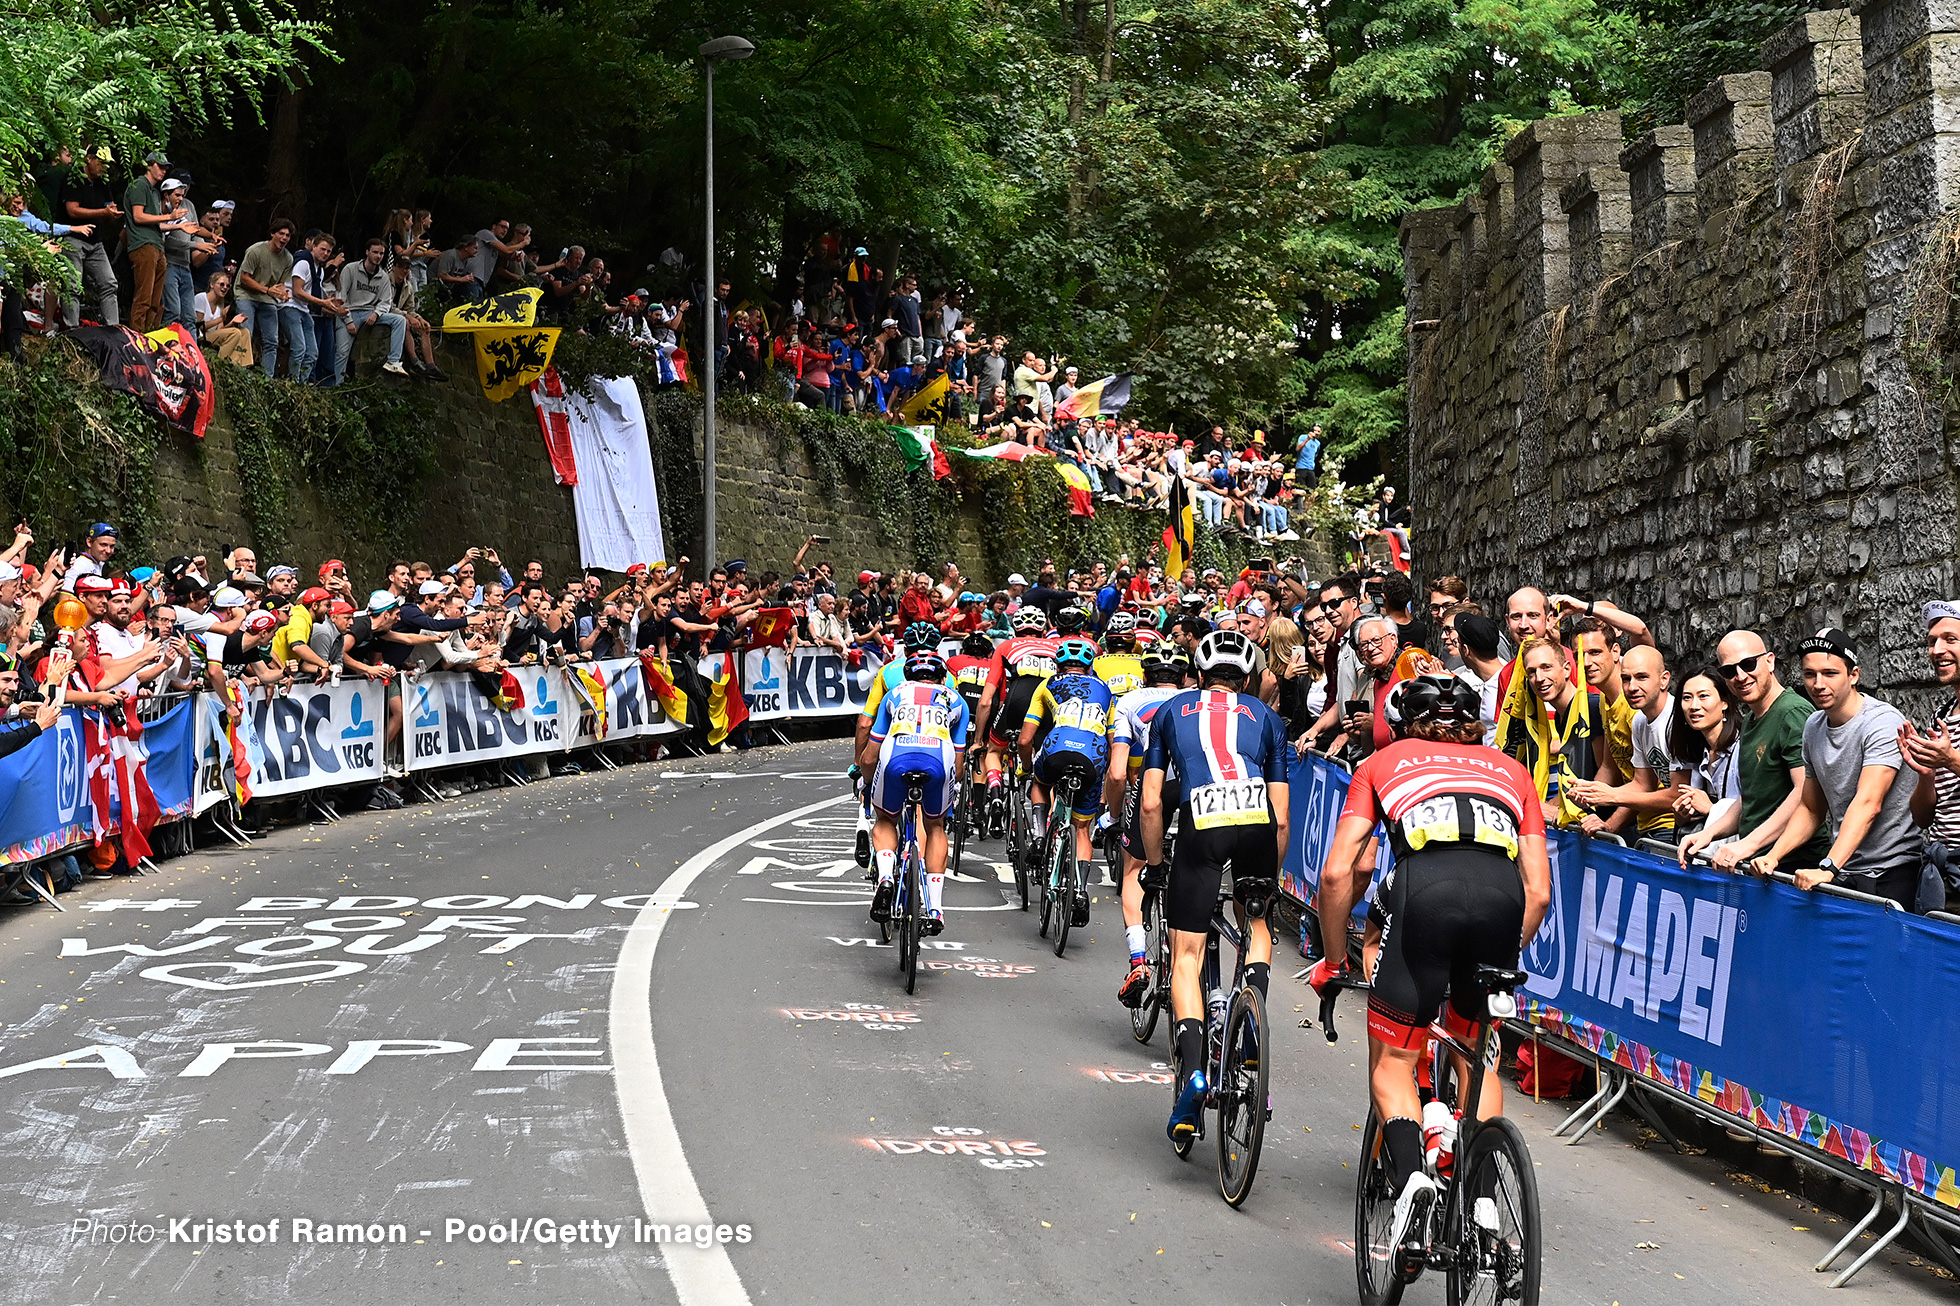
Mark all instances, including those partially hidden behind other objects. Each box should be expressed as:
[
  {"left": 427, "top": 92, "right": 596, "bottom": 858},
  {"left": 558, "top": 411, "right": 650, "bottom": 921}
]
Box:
[{"left": 1188, "top": 778, "right": 1269, "bottom": 830}]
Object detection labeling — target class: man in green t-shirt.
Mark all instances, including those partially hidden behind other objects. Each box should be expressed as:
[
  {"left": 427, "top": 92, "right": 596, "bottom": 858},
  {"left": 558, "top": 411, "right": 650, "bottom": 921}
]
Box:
[
  {"left": 235, "top": 220, "right": 298, "bottom": 378},
  {"left": 123, "top": 151, "right": 172, "bottom": 331},
  {"left": 1679, "top": 629, "right": 1831, "bottom": 867}
]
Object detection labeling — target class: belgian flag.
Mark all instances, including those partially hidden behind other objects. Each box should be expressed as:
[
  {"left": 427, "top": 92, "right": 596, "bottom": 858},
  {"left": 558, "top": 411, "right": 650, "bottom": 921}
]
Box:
[
  {"left": 1163, "top": 476, "right": 1195, "bottom": 580},
  {"left": 1054, "top": 372, "right": 1133, "bottom": 422}
]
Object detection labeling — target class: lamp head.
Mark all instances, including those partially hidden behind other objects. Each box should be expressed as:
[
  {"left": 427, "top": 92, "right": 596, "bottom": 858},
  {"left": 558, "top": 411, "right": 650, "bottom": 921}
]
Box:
[{"left": 699, "top": 35, "right": 754, "bottom": 61}]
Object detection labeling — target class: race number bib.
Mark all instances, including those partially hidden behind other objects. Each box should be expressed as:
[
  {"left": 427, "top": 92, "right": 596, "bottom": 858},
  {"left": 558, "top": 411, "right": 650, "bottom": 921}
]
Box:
[
  {"left": 1015, "top": 654, "right": 1057, "bottom": 677},
  {"left": 1053, "top": 698, "right": 1107, "bottom": 733},
  {"left": 1399, "top": 795, "right": 1519, "bottom": 858},
  {"left": 900, "top": 702, "right": 954, "bottom": 742},
  {"left": 1188, "top": 778, "right": 1269, "bottom": 830}
]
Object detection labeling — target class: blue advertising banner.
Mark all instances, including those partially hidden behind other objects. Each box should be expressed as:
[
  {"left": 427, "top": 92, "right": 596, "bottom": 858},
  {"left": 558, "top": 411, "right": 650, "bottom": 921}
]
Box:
[
  {"left": 1280, "top": 751, "right": 1389, "bottom": 924},
  {"left": 0, "top": 703, "right": 196, "bottom": 865},
  {"left": 1281, "top": 750, "right": 1960, "bottom": 1212}
]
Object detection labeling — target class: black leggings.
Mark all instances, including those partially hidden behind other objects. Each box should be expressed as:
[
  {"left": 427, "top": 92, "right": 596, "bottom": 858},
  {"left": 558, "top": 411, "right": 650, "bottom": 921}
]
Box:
[
  {"left": 1165, "top": 811, "right": 1278, "bottom": 934},
  {"left": 1368, "top": 848, "right": 1525, "bottom": 1042}
]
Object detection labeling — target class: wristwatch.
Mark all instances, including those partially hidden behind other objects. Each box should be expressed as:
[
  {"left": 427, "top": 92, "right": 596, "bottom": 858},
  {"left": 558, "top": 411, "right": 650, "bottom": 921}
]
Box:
[{"left": 1815, "top": 857, "right": 1839, "bottom": 879}]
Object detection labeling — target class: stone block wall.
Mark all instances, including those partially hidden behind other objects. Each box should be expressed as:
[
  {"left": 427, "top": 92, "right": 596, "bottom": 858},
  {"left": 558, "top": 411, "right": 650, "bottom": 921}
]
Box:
[{"left": 1402, "top": 3, "right": 1960, "bottom": 701}]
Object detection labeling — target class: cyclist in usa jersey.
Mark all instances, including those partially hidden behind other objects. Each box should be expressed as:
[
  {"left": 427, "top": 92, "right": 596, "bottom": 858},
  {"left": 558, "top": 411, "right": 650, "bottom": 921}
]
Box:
[
  {"left": 860, "top": 651, "right": 972, "bottom": 934},
  {"left": 1140, "top": 629, "right": 1290, "bottom": 1143},
  {"left": 1109, "top": 645, "right": 1193, "bottom": 1007}
]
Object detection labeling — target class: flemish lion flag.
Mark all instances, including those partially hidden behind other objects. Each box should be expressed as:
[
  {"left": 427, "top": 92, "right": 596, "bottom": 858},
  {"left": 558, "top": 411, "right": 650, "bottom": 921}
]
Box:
[
  {"left": 899, "top": 371, "right": 952, "bottom": 424},
  {"left": 1163, "top": 475, "right": 1195, "bottom": 580},
  {"left": 1057, "top": 461, "right": 1096, "bottom": 517},
  {"left": 475, "top": 328, "right": 562, "bottom": 402},
  {"left": 1054, "top": 372, "right": 1133, "bottom": 422},
  {"left": 441, "top": 288, "right": 543, "bottom": 331}
]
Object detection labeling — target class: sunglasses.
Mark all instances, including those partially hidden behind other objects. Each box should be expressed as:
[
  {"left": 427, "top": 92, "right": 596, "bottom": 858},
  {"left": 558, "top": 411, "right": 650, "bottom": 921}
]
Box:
[{"left": 1721, "top": 653, "right": 1768, "bottom": 680}]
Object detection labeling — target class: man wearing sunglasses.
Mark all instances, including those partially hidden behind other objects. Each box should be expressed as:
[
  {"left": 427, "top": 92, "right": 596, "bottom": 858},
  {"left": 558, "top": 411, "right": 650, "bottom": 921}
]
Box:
[{"left": 1678, "top": 630, "right": 1830, "bottom": 870}]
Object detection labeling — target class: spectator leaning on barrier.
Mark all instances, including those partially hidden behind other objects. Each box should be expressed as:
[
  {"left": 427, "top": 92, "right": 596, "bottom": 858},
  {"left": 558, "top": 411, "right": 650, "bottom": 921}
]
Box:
[
  {"left": 1570, "top": 644, "right": 1679, "bottom": 843},
  {"left": 1900, "top": 599, "right": 1960, "bottom": 909},
  {"left": 1506, "top": 634, "right": 1616, "bottom": 827},
  {"left": 1682, "top": 629, "right": 1832, "bottom": 871},
  {"left": 1669, "top": 666, "right": 1743, "bottom": 839},
  {"left": 1750, "top": 628, "right": 1920, "bottom": 909}
]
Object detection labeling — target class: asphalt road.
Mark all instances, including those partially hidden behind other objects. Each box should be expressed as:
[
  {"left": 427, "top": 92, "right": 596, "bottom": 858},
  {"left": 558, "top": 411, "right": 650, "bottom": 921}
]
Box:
[{"left": 0, "top": 736, "right": 1949, "bottom": 1304}]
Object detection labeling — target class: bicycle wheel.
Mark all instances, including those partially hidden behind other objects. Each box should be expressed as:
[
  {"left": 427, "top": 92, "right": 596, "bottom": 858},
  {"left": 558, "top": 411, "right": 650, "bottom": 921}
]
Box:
[
  {"left": 1446, "top": 1117, "right": 1541, "bottom": 1306},
  {"left": 951, "top": 772, "right": 970, "bottom": 880},
  {"left": 1008, "top": 792, "right": 1030, "bottom": 910},
  {"left": 900, "top": 841, "right": 922, "bottom": 995},
  {"left": 1355, "top": 1109, "right": 1407, "bottom": 1305},
  {"left": 1216, "top": 985, "right": 1269, "bottom": 1207},
  {"left": 1037, "top": 820, "right": 1057, "bottom": 939},
  {"left": 1054, "top": 838, "right": 1076, "bottom": 958},
  {"left": 1130, "top": 888, "right": 1163, "bottom": 1045}
]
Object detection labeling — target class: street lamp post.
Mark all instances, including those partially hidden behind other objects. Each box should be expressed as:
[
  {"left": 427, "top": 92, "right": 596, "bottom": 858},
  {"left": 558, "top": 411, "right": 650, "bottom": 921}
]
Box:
[{"left": 699, "top": 34, "right": 753, "bottom": 569}]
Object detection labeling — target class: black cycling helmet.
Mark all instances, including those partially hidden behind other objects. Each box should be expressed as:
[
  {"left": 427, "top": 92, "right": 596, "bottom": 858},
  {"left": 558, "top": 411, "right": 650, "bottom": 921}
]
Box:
[
  {"left": 1195, "top": 628, "right": 1257, "bottom": 678},
  {"left": 1384, "top": 672, "right": 1484, "bottom": 732},
  {"left": 905, "top": 651, "right": 949, "bottom": 682},
  {"left": 904, "top": 620, "right": 941, "bottom": 652},
  {"left": 1054, "top": 638, "right": 1098, "bottom": 670},
  {"left": 1141, "top": 645, "right": 1189, "bottom": 684},
  {"left": 960, "top": 631, "right": 996, "bottom": 658},
  {"left": 1012, "top": 607, "right": 1047, "bottom": 633},
  {"left": 1054, "top": 605, "right": 1087, "bottom": 634}
]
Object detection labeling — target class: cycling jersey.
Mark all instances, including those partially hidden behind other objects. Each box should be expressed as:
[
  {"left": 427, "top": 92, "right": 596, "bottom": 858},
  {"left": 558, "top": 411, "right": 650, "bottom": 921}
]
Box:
[
  {"left": 1340, "top": 738, "right": 1541, "bottom": 1047},
  {"left": 857, "top": 656, "right": 909, "bottom": 720},
  {"left": 1027, "top": 672, "right": 1114, "bottom": 816},
  {"left": 946, "top": 654, "right": 994, "bottom": 708},
  {"left": 1093, "top": 651, "right": 1144, "bottom": 697},
  {"left": 1113, "top": 684, "right": 1184, "bottom": 860},
  {"left": 994, "top": 634, "right": 1061, "bottom": 681},
  {"left": 1144, "top": 688, "right": 1289, "bottom": 932},
  {"left": 868, "top": 681, "right": 972, "bottom": 818},
  {"left": 986, "top": 635, "right": 1060, "bottom": 748}
]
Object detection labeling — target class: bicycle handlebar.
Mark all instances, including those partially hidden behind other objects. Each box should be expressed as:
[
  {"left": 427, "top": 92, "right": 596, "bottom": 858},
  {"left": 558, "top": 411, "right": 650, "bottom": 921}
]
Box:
[{"left": 1314, "top": 974, "right": 1371, "bottom": 1045}]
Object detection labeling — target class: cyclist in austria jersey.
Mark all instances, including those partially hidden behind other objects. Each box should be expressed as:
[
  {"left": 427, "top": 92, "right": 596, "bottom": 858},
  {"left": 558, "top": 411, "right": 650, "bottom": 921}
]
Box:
[
  {"left": 852, "top": 621, "right": 946, "bottom": 867},
  {"left": 1019, "top": 638, "right": 1114, "bottom": 928},
  {"left": 1140, "top": 629, "right": 1290, "bottom": 1143},
  {"left": 1307, "top": 673, "right": 1552, "bottom": 1256},
  {"left": 975, "top": 607, "right": 1059, "bottom": 832},
  {"left": 1108, "top": 645, "right": 1192, "bottom": 1007},
  {"left": 860, "top": 651, "right": 972, "bottom": 934}
]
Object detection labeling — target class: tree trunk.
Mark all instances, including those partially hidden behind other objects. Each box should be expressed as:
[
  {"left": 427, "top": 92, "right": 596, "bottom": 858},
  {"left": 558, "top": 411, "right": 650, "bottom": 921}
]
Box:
[
  {"left": 262, "top": 84, "right": 307, "bottom": 227},
  {"left": 397, "top": 0, "right": 480, "bottom": 202}
]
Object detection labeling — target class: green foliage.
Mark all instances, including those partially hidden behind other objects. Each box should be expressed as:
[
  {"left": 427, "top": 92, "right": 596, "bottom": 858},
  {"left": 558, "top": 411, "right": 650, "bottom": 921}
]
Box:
[
  {"left": 1618, "top": 0, "right": 1807, "bottom": 136},
  {"left": 0, "top": 343, "right": 162, "bottom": 555}
]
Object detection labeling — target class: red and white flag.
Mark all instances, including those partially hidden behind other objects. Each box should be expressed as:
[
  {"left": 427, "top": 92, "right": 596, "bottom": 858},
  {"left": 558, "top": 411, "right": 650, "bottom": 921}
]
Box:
[{"left": 85, "top": 701, "right": 161, "bottom": 862}]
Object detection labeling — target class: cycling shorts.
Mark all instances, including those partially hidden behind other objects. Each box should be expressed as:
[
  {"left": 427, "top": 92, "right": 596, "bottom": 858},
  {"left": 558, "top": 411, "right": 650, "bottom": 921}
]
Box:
[
  {"left": 1119, "top": 777, "right": 1182, "bottom": 863},
  {"left": 1365, "top": 847, "right": 1526, "bottom": 1049},
  {"left": 987, "top": 676, "right": 1045, "bottom": 749},
  {"left": 1033, "top": 747, "right": 1104, "bottom": 818},
  {"left": 1165, "top": 808, "right": 1278, "bottom": 934},
  {"left": 871, "top": 742, "right": 956, "bottom": 819}
]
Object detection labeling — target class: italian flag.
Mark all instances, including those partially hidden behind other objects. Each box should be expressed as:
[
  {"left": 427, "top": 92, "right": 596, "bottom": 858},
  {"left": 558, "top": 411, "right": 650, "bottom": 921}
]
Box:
[{"left": 889, "top": 425, "right": 952, "bottom": 480}]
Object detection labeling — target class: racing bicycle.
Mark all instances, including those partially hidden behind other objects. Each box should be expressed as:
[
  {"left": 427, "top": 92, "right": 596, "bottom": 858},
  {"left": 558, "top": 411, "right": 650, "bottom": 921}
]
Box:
[
  {"left": 1168, "top": 878, "right": 1271, "bottom": 1207},
  {"left": 1004, "top": 766, "right": 1036, "bottom": 910},
  {"left": 1035, "top": 767, "right": 1093, "bottom": 957},
  {"left": 1317, "top": 966, "right": 1541, "bottom": 1305},
  {"left": 872, "top": 772, "right": 933, "bottom": 995},
  {"left": 1129, "top": 815, "right": 1178, "bottom": 1048}
]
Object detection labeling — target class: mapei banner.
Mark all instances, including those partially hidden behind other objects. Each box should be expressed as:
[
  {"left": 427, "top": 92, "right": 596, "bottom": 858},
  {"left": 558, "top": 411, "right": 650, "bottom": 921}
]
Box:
[
  {"left": 0, "top": 703, "right": 195, "bottom": 865},
  {"left": 1281, "top": 751, "right": 1960, "bottom": 1212}
]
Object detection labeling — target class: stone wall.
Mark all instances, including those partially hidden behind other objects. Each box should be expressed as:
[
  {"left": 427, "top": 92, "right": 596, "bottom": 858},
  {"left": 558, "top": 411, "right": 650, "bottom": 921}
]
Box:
[{"left": 1401, "top": 2, "right": 1960, "bottom": 701}]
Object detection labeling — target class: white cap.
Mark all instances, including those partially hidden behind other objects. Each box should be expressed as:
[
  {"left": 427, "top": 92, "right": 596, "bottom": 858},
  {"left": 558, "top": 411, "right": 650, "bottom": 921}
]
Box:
[
  {"left": 418, "top": 580, "right": 447, "bottom": 596},
  {"left": 212, "top": 586, "right": 247, "bottom": 608},
  {"left": 1007, "top": 573, "right": 1028, "bottom": 587},
  {"left": 1242, "top": 599, "right": 1267, "bottom": 618},
  {"left": 0, "top": 562, "right": 20, "bottom": 582}
]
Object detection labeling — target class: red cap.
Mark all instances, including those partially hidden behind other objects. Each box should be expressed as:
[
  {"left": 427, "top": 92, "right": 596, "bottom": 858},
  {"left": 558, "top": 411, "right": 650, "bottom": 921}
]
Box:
[
  {"left": 243, "top": 610, "right": 279, "bottom": 635},
  {"left": 319, "top": 559, "right": 346, "bottom": 577},
  {"left": 298, "top": 586, "right": 331, "bottom": 605},
  {"left": 626, "top": 563, "right": 649, "bottom": 576},
  {"left": 76, "top": 575, "right": 113, "bottom": 595},
  {"left": 108, "top": 576, "right": 135, "bottom": 596},
  {"left": 858, "top": 571, "right": 875, "bottom": 584},
  {"left": 328, "top": 599, "right": 355, "bottom": 616}
]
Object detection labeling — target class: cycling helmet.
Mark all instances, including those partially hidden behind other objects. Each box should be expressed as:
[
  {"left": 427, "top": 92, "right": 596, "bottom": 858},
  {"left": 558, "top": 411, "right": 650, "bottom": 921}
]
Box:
[
  {"left": 1141, "top": 645, "right": 1190, "bottom": 684},
  {"left": 1055, "top": 605, "right": 1087, "bottom": 634},
  {"left": 905, "top": 651, "right": 949, "bottom": 682},
  {"left": 903, "top": 620, "right": 941, "bottom": 652},
  {"left": 958, "top": 590, "right": 984, "bottom": 605},
  {"left": 1195, "top": 628, "right": 1258, "bottom": 678},
  {"left": 1054, "top": 638, "right": 1098, "bottom": 671},
  {"left": 960, "top": 631, "right": 996, "bottom": 658},
  {"left": 1383, "top": 672, "right": 1484, "bottom": 731},
  {"left": 1012, "top": 607, "right": 1047, "bottom": 633},
  {"left": 1104, "top": 611, "right": 1138, "bottom": 646}
]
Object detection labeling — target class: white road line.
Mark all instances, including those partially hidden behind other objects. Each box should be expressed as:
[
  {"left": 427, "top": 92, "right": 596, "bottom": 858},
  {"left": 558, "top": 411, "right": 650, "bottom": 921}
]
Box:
[{"left": 610, "top": 791, "right": 854, "bottom": 1306}]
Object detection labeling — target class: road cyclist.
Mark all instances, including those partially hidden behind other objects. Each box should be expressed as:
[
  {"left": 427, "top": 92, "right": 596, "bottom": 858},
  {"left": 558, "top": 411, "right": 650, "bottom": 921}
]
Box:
[
  {"left": 852, "top": 620, "right": 948, "bottom": 866},
  {"left": 858, "top": 649, "right": 972, "bottom": 937},
  {"left": 973, "top": 606, "right": 1060, "bottom": 838},
  {"left": 1107, "top": 644, "right": 1193, "bottom": 1010},
  {"left": 1017, "top": 636, "right": 1114, "bottom": 939}
]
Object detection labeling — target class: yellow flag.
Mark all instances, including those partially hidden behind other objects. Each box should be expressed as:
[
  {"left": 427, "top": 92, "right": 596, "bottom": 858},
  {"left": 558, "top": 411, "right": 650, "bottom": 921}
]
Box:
[
  {"left": 899, "top": 372, "right": 952, "bottom": 424},
  {"left": 474, "top": 327, "right": 561, "bottom": 402},
  {"left": 443, "top": 288, "right": 542, "bottom": 331}
]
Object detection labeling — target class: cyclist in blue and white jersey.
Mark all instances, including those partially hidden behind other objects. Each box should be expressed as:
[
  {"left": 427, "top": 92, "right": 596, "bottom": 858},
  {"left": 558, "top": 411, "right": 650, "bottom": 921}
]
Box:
[
  {"left": 852, "top": 620, "right": 948, "bottom": 866},
  {"left": 1109, "top": 644, "right": 1193, "bottom": 1007},
  {"left": 860, "top": 651, "right": 971, "bottom": 934},
  {"left": 1140, "top": 629, "right": 1291, "bottom": 1143}
]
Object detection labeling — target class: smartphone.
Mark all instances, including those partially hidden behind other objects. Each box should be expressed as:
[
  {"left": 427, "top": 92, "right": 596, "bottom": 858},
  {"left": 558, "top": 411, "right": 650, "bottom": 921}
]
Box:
[
  {"left": 1344, "top": 700, "right": 1370, "bottom": 719},
  {"left": 810, "top": 535, "right": 832, "bottom": 544}
]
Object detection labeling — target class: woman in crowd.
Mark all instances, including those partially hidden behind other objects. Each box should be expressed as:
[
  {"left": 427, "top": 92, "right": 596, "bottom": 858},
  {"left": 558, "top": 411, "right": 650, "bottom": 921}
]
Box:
[
  {"left": 1668, "top": 666, "right": 1743, "bottom": 837},
  {"left": 193, "top": 271, "right": 254, "bottom": 366}
]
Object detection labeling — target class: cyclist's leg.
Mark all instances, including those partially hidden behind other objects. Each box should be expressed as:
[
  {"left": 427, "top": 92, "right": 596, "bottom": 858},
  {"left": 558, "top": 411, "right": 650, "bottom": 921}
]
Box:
[
  {"left": 1225, "top": 821, "right": 1281, "bottom": 1000},
  {"left": 866, "top": 746, "right": 908, "bottom": 910},
  {"left": 1365, "top": 856, "right": 1459, "bottom": 1197},
  {"left": 1437, "top": 855, "right": 1528, "bottom": 1121},
  {"left": 1165, "top": 822, "right": 1225, "bottom": 1043},
  {"left": 918, "top": 751, "right": 955, "bottom": 928}
]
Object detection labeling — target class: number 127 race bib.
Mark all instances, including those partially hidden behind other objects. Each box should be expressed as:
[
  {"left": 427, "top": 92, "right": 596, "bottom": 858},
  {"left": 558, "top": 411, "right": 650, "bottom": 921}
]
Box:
[{"left": 1189, "top": 778, "right": 1269, "bottom": 829}]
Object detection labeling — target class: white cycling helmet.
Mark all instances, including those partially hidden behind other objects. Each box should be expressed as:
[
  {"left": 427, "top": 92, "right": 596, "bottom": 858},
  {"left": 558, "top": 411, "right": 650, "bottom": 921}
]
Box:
[{"left": 1195, "top": 628, "right": 1257, "bottom": 678}]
